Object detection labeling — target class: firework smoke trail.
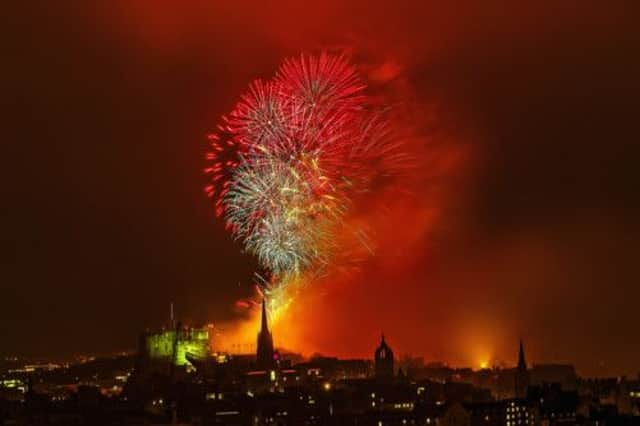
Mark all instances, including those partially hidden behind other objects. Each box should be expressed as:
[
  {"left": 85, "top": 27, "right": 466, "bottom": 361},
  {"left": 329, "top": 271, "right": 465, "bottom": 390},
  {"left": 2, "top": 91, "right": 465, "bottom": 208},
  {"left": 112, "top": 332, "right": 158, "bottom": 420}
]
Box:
[{"left": 206, "top": 52, "right": 408, "bottom": 319}]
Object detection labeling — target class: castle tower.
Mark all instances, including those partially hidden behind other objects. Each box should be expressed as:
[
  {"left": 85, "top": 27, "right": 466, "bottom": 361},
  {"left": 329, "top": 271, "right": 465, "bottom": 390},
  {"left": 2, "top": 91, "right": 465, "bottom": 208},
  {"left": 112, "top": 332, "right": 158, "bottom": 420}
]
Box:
[
  {"left": 515, "top": 339, "right": 530, "bottom": 398},
  {"left": 374, "top": 334, "right": 394, "bottom": 381},
  {"left": 256, "top": 300, "right": 275, "bottom": 369}
]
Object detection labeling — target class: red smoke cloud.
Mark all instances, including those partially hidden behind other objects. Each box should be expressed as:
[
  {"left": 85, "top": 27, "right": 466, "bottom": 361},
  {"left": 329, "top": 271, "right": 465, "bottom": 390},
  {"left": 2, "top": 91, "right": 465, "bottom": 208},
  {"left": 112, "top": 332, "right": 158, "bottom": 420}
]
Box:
[{"left": 66, "top": 1, "right": 640, "bottom": 375}]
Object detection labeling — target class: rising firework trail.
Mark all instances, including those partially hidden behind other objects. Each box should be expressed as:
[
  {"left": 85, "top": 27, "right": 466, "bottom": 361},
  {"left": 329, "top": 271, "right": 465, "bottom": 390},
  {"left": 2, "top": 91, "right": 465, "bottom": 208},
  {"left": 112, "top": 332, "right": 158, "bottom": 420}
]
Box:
[{"left": 206, "top": 52, "right": 409, "bottom": 319}]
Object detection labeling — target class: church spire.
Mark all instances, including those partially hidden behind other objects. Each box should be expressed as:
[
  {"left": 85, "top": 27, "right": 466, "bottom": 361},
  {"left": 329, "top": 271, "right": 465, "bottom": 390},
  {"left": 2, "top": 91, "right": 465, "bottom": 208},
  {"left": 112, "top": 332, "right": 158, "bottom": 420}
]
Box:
[
  {"left": 518, "top": 339, "right": 527, "bottom": 370},
  {"left": 256, "top": 298, "right": 274, "bottom": 369},
  {"left": 515, "top": 339, "right": 530, "bottom": 398},
  {"left": 261, "top": 299, "right": 269, "bottom": 333}
]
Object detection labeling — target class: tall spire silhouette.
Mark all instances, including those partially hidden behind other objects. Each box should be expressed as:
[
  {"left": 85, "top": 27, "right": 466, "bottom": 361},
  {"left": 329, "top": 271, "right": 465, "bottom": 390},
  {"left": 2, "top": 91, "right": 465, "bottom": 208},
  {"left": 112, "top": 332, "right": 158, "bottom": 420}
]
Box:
[
  {"left": 518, "top": 339, "right": 527, "bottom": 370},
  {"left": 261, "top": 299, "right": 269, "bottom": 333},
  {"left": 256, "top": 299, "right": 274, "bottom": 369},
  {"left": 515, "top": 339, "right": 530, "bottom": 398}
]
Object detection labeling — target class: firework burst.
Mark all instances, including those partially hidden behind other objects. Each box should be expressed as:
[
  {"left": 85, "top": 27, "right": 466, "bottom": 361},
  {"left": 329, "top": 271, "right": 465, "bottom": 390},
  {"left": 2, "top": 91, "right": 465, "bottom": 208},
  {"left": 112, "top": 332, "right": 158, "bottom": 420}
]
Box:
[{"left": 206, "top": 52, "right": 408, "bottom": 319}]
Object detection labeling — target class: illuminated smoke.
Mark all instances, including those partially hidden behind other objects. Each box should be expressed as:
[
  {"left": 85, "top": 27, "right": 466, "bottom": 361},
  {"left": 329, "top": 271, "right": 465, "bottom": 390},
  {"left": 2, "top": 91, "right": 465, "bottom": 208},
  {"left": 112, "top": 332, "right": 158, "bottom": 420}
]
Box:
[{"left": 206, "top": 52, "right": 409, "bottom": 320}]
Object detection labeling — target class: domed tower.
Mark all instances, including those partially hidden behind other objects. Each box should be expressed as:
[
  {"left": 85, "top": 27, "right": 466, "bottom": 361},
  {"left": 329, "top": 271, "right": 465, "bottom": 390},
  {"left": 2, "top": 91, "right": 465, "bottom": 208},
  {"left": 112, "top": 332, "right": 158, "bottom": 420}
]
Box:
[{"left": 374, "top": 334, "right": 394, "bottom": 380}]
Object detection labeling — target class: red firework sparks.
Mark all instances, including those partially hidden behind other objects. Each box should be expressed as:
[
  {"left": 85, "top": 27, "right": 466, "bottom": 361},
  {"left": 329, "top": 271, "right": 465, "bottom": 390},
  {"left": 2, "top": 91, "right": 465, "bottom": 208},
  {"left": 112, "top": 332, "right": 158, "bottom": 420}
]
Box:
[{"left": 205, "top": 52, "right": 411, "bottom": 316}]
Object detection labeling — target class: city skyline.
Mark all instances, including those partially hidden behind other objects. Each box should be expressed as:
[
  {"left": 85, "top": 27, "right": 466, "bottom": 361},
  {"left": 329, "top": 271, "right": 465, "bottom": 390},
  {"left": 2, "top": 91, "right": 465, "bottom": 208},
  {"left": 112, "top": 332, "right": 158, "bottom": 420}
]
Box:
[
  {"left": 3, "top": 0, "right": 640, "bottom": 381},
  {"left": 7, "top": 319, "right": 630, "bottom": 425},
  {"left": 0, "top": 303, "right": 630, "bottom": 380}
]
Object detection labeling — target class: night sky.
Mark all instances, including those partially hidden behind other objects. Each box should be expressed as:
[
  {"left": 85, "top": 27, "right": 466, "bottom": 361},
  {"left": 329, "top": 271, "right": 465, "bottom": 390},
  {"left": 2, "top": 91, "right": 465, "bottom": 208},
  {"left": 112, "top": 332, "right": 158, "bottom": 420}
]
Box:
[{"left": 2, "top": 2, "right": 639, "bottom": 377}]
